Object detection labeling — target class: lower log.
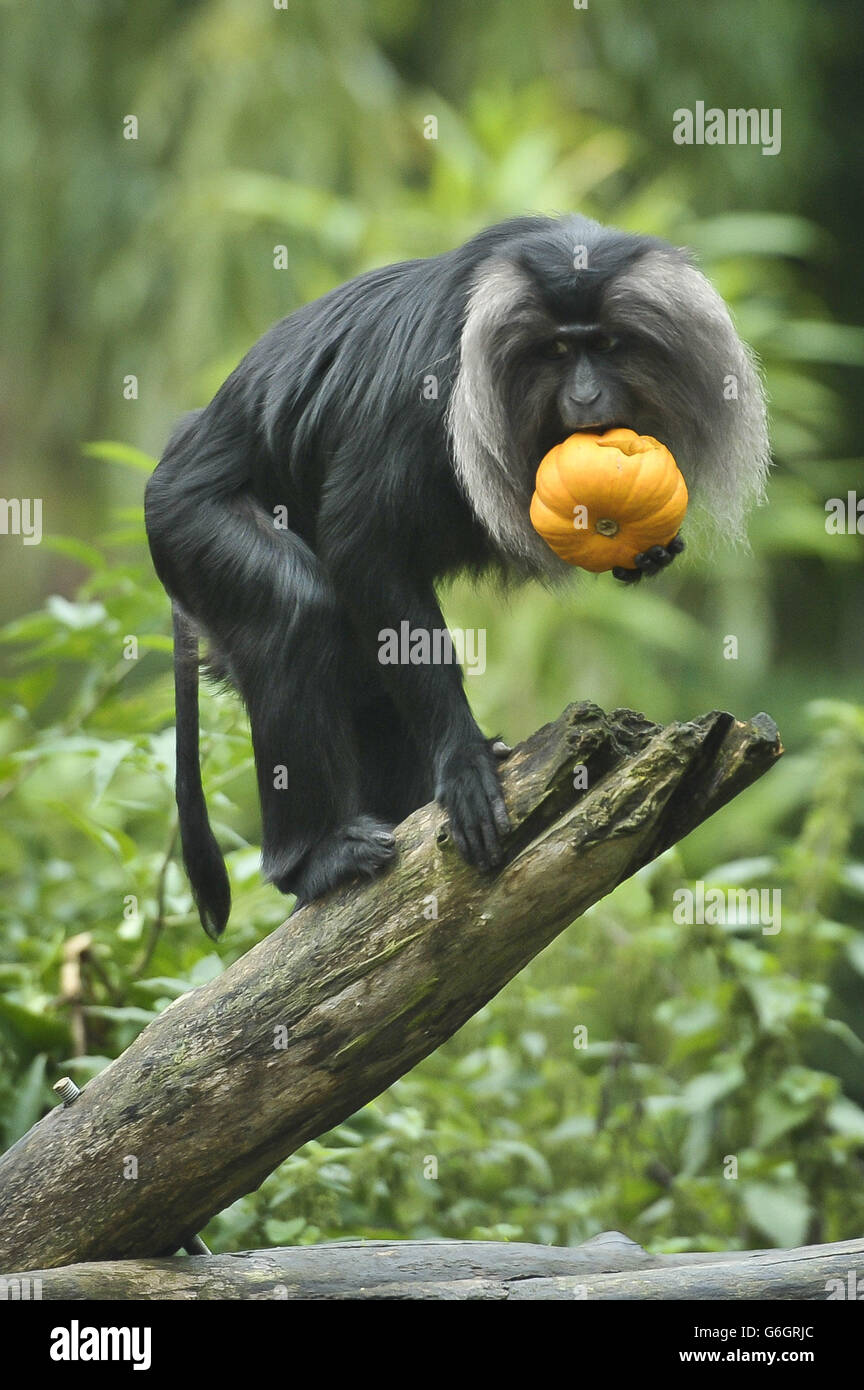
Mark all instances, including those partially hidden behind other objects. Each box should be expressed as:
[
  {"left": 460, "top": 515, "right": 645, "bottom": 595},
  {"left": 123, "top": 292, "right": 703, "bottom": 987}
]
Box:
[{"left": 4, "top": 1232, "right": 858, "bottom": 1301}]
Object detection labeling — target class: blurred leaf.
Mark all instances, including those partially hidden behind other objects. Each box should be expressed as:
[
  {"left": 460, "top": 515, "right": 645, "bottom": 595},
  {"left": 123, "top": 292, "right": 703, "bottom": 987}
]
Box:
[
  {"left": 682, "top": 213, "right": 830, "bottom": 262},
  {"left": 45, "top": 596, "right": 107, "bottom": 630},
  {"left": 83, "top": 441, "right": 156, "bottom": 473},
  {"left": 0, "top": 999, "right": 70, "bottom": 1053},
  {"left": 765, "top": 320, "right": 864, "bottom": 367},
  {"left": 4, "top": 1053, "right": 49, "bottom": 1145},
  {"left": 826, "top": 1098, "right": 864, "bottom": 1141},
  {"left": 681, "top": 1066, "right": 745, "bottom": 1112},
  {"left": 39, "top": 537, "right": 107, "bottom": 570},
  {"left": 741, "top": 1181, "right": 810, "bottom": 1248}
]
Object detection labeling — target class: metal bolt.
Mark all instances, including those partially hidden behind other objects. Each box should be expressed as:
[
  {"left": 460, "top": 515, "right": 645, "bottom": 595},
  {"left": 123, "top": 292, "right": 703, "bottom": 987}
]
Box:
[{"left": 53, "top": 1077, "right": 81, "bottom": 1106}]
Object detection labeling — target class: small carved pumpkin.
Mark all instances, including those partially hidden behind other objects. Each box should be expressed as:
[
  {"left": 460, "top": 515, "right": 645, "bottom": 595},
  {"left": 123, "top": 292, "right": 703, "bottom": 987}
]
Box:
[{"left": 529, "top": 428, "right": 688, "bottom": 572}]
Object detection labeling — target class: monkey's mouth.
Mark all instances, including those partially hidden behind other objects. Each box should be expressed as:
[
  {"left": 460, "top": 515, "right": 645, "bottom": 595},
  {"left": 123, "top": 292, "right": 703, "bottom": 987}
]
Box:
[{"left": 540, "top": 421, "right": 626, "bottom": 460}]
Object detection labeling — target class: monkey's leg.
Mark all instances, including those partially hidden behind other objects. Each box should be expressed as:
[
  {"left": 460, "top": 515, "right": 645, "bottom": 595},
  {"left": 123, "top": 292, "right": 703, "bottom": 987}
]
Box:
[
  {"left": 147, "top": 481, "right": 396, "bottom": 903},
  {"left": 280, "top": 689, "right": 441, "bottom": 906},
  {"left": 246, "top": 616, "right": 397, "bottom": 902},
  {"left": 353, "top": 692, "right": 436, "bottom": 825},
  {"left": 317, "top": 523, "right": 510, "bottom": 870},
  {"left": 211, "top": 546, "right": 399, "bottom": 902}
]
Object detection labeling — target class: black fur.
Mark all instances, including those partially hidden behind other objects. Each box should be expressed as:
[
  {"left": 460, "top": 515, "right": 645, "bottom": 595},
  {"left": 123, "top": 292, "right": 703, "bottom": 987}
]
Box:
[{"left": 145, "top": 215, "right": 768, "bottom": 935}]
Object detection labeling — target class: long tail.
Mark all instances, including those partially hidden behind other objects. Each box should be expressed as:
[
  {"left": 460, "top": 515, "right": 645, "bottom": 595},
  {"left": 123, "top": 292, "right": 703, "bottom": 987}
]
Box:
[{"left": 172, "top": 603, "right": 231, "bottom": 938}]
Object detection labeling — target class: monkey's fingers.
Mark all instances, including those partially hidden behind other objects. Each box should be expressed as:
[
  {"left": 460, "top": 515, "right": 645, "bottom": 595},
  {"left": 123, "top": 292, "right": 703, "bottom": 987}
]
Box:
[
  {"left": 491, "top": 737, "right": 512, "bottom": 759},
  {"left": 617, "top": 533, "right": 686, "bottom": 583},
  {"left": 638, "top": 534, "right": 685, "bottom": 570},
  {"left": 460, "top": 777, "right": 506, "bottom": 869},
  {"left": 479, "top": 756, "right": 511, "bottom": 839},
  {"left": 634, "top": 550, "right": 665, "bottom": 577},
  {"left": 446, "top": 813, "right": 470, "bottom": 863},
  {"left": 638, "top": 542, "right": 676, "bottom": 570},
  {"left": 440, "top": 750, "right": 510, "bottom": 870},
  {"left": 452, "top": 793, "right": 492, "bottom": 869},
  {"left": 471, "top": 790, "right": 503, "bottom": 869},
  {"left": 442, "top": 778, "right": 490, "bottom": 869}
]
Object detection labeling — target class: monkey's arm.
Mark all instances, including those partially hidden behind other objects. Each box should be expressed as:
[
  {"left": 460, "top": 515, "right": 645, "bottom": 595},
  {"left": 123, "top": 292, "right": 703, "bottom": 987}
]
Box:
[{"left": 318, "top": 522, "right": 510, "bottom": 870}]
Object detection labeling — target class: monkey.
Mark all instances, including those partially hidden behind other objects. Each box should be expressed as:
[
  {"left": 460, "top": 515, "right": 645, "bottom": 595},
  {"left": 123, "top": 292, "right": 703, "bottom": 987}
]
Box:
[{"left": 144, "top": 214, "right": 770, "bottom": 938}]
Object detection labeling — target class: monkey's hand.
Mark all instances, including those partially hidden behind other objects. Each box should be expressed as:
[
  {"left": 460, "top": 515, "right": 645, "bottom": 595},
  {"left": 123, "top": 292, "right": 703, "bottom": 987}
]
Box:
[
  {"left": 612, "top": 533, "right": 685, "bottom": 585},
  {"left": 435, "top": 738, "right": 511, "bottom": 871}
]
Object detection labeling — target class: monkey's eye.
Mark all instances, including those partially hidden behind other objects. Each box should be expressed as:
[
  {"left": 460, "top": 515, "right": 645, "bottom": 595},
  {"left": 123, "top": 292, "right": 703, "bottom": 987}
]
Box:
[
  {"left": 592, "top": 333, "right": 620, "bottom": 354},
  {"left": 542, "top": 337, "right": 571, "bottom": 359}
]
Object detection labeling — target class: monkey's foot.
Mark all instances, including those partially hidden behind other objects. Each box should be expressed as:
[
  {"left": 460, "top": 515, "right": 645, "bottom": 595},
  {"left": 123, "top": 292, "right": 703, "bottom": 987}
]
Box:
[
  {"left": 613, "top": 533, "right": 685, "bottom": 584},
  {"left": 275, "top": 815, "right": 397, "bottom": 905}
]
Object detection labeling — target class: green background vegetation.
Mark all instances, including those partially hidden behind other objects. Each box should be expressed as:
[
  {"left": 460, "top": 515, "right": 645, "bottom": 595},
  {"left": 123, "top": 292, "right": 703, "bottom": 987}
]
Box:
[{"left": 1, "top": 0, "right": 863, "bottom": 1252}]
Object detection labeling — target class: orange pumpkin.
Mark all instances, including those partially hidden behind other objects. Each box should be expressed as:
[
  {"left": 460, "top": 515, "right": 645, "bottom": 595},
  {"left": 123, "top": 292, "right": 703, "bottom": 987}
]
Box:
[{"left": 529, "top": 428, "right": 688, "bottom": 572}]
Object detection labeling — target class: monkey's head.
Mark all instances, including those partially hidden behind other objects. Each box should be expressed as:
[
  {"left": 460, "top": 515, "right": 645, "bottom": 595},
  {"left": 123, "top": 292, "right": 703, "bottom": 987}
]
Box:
[{"left": 447, "top": 216, "right": 770, "bottom": 577}]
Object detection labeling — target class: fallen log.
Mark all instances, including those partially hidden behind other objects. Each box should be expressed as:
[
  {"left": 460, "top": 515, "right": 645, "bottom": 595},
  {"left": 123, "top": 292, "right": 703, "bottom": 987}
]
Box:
[
  {"left": 0, "top": 702, "right": 782, "bottom": 1271},
  {"left": 5, "top": 1231, "right": 859, "bottom": 1301}
]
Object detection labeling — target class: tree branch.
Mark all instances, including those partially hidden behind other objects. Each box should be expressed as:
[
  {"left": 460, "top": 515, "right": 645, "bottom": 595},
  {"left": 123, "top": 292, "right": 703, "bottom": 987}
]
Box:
[{"left": 0, "top": 702, "right": 782, "bottom": 1271}]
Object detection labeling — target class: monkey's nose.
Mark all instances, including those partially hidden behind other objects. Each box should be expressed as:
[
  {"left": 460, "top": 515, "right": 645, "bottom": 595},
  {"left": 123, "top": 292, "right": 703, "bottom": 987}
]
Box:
[
  {"left": 562, "top": 390, "right": 604, "bottom": 431},
  {"left": 567, "top": 388, "right": 602, "bottom": 409}
]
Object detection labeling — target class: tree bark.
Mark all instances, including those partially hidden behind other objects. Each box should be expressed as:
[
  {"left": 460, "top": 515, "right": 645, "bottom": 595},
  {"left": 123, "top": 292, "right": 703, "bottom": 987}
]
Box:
[
  {"left": 0, "top": 702, "right": 782, "bottom": 1272},
  {"left": 5, "top": 1231, "right": 858, "bottom": 1301}
]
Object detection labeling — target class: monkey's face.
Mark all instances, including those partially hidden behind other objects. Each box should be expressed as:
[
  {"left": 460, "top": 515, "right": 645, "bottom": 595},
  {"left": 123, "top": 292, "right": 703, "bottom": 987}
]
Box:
[
  {"left": 447, "top": 227, "right": 770, "bottom": 574},
  {"left": 514, "top": 326, "right": 645, "bottom": 459}
]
